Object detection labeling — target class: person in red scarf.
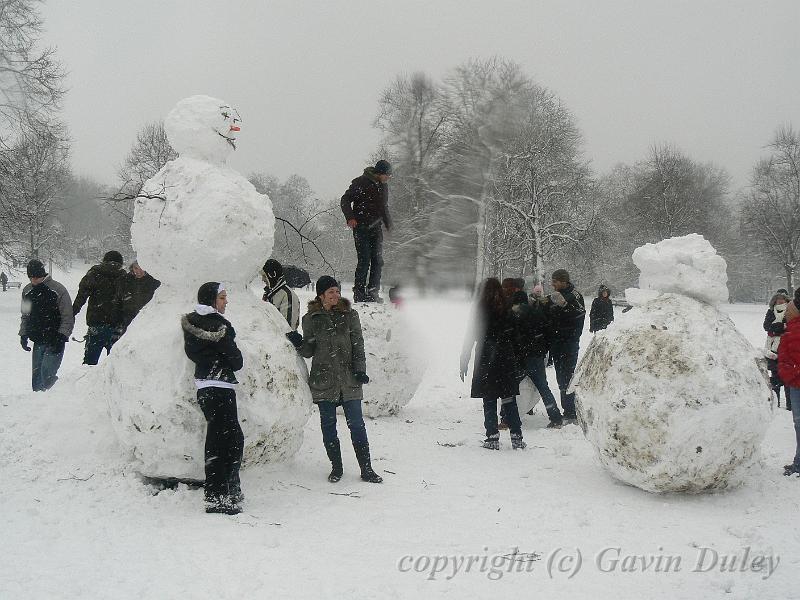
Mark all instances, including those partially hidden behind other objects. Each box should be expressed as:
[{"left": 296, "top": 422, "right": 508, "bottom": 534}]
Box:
[{"left": 776, "top": 295, "right": 800, "bottom": 477}]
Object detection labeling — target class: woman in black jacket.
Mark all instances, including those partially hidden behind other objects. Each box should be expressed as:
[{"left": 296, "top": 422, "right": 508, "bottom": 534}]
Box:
[
  {"left": 589, "top": 285, "right": 614, "bottom": 333},
  {"left": 182, "top": 282, "right": 244, "bottom": 515},
  {"left": 461, "top": 278, "right": 525, "bottom": 450}
]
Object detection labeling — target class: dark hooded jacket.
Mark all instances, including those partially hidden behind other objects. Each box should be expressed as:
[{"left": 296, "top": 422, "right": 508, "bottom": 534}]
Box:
[
  {"left": 589, "top": 286, "right": 614, "bottom": 333},
  {"left": 72, "top": 260, "right": 127, "bottom": 326},
  {"left": 114, "top": 272, "right": 161, "bottom": 329},
  {"left": 181, "top": 311, "right": 243, "bottom": 384},
  {"left": 19, "top": 276, "right": 75, "bottom": 344},
  {"left": 340, "top": 167, "right": 391, "bottom": 229},
  {"left": 298, "top": 298, "right": 366, "bottom": 403},
  {"left": 463, "top": 304, "right": 520, "bottom": 400},
  {"left": 547, "top": 283, "right": 586, "bottom": 346}
]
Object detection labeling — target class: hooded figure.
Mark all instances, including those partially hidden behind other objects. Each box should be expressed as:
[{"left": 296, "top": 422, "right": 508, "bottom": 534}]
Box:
[
  {"left": 181, "top": 282, "right": 245, "bottom": 515},
  {"left": 260, "top": 259, "right": 300, "bottom": 330},
  {"left": 589, "top": 285, "right": 614, "bottom": 333}
]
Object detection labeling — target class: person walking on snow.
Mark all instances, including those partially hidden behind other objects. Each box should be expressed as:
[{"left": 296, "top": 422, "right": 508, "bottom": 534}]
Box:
[
  {"left": 546, "top": 269, "right": 585, "bottom": 424},
  {"left": 260, "top": 259, "right": 300, "bottom": 330},
  {"left": 182, "top": 282, "right": 245, "bottom": 514},
  {"left": 340, "top": 160, "right": 392, "bottom": 303},
  {"left": 19, "top": 259, "right": 74, "bottom": 391},
  {"left": 460, "top": 278, "right": 526, "bottom": 450},
  {"left": 765, "top": 290, "right": 791, "bottom": 409},
  {"left": 0, "top": 271, "right": 7, "bottom": 292},
  {"left": 775, "top": 293, "right": 800, "bottom": 477},
  {"left": 286, "top": 276, "right": 383, "bottom": 483},
  {"left": 72, "top": 250, "right": 127, "bottom": 364},
  {"left": 589, "top": 285, "right": 614, "bottom": 333}
]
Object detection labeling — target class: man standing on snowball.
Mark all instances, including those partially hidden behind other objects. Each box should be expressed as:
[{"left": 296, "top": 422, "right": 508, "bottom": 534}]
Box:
[
  {"left": 19, "top": 259, "right": 74, "bottom": 391},
  {"left": 340, "top": 160, "right": 392, "bottom": 303},
  {"left": 546, "top": 269, "right": 585, "bottom": 423},
  {"left": 182, "top": 282, "right": 245, "bottom": 514}
]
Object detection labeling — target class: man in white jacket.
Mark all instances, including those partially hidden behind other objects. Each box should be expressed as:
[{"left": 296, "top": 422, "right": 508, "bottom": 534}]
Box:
[{"left": 260, "top": 259, "right": 300, "bottom": 330}]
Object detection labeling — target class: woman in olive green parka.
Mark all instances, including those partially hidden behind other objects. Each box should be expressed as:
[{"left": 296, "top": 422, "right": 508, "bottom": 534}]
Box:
[{"left": 287, "top": 276, "right": 382, "bottom": 484}]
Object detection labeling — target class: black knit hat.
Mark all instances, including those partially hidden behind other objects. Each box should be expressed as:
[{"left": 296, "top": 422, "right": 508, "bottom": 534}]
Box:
[
  {"left": 375, "top": 159, "right": 392, "bottom": 175},
  {"left": 315, "top": 275, "right": 339, "bottom": 298},
  {"left": 26, "top": 259, "right": 47, "bottom": 278},
  {"left": 197, "top": 281, "right": 222, "bottom": 307},
  {"left": 103, "top": 250, "right": 123, "bottom": 264}
]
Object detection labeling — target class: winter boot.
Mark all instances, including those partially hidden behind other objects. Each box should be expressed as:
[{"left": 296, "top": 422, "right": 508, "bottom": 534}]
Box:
[
  {"left": 325, "top": 439, "right": 344, "bottom": 483},
  {"left": 546, "top": 420, "right": 563, "bottom": 429},
  {"left": 228, "top": 471, "right": 244, "bottom": 504},
  {"left": 510, "top": 433, "right": 527, "bottom": 450},
  {"left": 353, "top": 286, "right": 368, "bottom": 303},
  {"left": 353, "top": 442, "right": 383, "bottom": 483},
  {"left": 366, "top": 287, "right": 384, "bottom": 303},
  {"left": 783, "top": 464, "right": 799, "bottom": 477},
  {"left": 482, "top": 433, "right": 500, "bottom": 450},
  {"left": 205, "top": 493, "right": 242, "bottom": 515}
]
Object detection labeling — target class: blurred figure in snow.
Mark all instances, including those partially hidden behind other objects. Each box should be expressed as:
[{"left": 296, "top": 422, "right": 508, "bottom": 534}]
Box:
[{"left": 589, "top": 285, "right": 614, "bottom": 333}]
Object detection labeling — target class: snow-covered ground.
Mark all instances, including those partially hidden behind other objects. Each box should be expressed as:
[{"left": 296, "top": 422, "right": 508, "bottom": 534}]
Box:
[{"left": 1, "top": 268, "right": 797, "bottom": 599}]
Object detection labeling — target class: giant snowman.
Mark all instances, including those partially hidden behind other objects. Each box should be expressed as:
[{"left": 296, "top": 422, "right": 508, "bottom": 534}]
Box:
[
  {"left": 571, "top": 234, "right": 772, "bottom": 493},
  {"left": 87, "top": 95, "right": 312, "bottom": 480}
]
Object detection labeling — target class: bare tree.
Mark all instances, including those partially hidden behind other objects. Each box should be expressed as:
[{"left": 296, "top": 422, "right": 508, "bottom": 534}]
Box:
[
  {"left": 741, "top": 126, "right": 800, "bottom": 291},
  {"left": 0, "top": 0, "right": 65, "bottom": 130},
  {"left": 0, "top": 114, "right": 70, "bottom": 264}
]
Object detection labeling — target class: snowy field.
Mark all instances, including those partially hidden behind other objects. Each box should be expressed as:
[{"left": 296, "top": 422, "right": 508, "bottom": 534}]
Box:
[{"left": 1, "top": 268, "right": 798, "bottom": 599}]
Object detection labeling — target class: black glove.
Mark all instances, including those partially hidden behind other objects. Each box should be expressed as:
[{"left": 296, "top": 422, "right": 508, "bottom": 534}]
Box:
[
  {"left": 353, "top": 371, "right": 370, "bottom": 384},
  {"left": 20, "top": 335, "right": 31, "bottom": 352},
  {"left": 768, "top": 322, "right": 786, "bottom": 336},
  {"left": 285, "top": 331, "right": 303, "bottom": 349}
]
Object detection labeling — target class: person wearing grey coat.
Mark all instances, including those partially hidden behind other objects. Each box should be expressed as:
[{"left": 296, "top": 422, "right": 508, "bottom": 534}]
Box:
[{"left": 286, "top": 275, "right": 382, "bottom": 484}]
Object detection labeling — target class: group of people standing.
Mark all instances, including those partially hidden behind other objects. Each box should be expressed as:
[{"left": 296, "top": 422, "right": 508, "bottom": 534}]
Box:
[
  {"left": 17, "top": 253, "right": 160, "bottom": 391},
  {"left": 460, "top": 269, "right": 614, "bottom": 450},
  {"left": 762, "top": 288, "right": 800, "bottom": 476}
]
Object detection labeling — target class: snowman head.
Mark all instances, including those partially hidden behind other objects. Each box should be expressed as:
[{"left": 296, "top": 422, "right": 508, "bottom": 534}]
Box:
[{"left": 164, "top": 95, "right": 242, "bottom": 164}]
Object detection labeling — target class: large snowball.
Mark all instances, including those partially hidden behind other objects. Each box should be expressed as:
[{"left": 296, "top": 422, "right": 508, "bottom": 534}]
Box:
[
  {"left": 355, "top": 304, "right": 423, "bottom": 418},
  {"left": 84, "top": 95, "right": 311, "bottom": 479},
  {"left": 572, "top": 294, "right": 772, "bottom": 493},
  {"left": 633, "top": 234, "right": 728, "bottom": 305}
]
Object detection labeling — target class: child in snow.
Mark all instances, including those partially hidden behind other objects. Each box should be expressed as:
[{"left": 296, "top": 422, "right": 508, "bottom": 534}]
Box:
[
  {"left": 182, "top": 282, "right": 245, "bottom": 514},
  {"left": 460, "top": 278, "right": 526, "bottom": 450},
  {"left": 286, "top": 276, "right": 383, "bottom": 483},
  {"left": 764, "top": 290, "right": 791, "bottom": 409},
  {"left": 776, "top": 293, "right": 800, "bottom": 477}
]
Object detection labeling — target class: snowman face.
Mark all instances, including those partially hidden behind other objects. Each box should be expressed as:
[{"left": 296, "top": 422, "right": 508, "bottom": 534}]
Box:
[{"left": 216, "top": 105, "right": 242, "bottom": 150}]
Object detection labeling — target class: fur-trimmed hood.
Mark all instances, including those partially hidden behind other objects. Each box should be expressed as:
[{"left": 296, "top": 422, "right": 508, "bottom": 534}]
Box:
[
  {"left": 307, "top": 297, "right": 352, "bottom": 315},
  {"left": 181, "top": 313, "right": 227, "bottom": 342}
]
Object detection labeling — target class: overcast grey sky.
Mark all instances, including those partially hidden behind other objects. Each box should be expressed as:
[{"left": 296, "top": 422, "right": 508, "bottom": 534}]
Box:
[{"left": 41, "top": 0, "right": 799, "bottom": 198}]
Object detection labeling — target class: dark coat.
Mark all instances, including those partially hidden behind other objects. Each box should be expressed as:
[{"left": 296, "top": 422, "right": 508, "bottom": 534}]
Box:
[
  {"left": 547, "top": 283, "right": 586, "bottom": 346},
  {"left": 298, "top": 298, "right": 366, "bottom": 403},
  {"left": 340, "top": 167, "right": 391, "bottom": 229},
  {"left": 72, "top": 261, "right": 127, "bottom": 326},
  {"left": 114, "top": 272, "right": 161, "bottom": 328},
  {"left": 463, "top": 307, "right": 520, "bottom": 400},
  {"left": 589, "top": 295, "right": 614, "bottom": 333},
  {"left": 19, "top": 276, "right": 75, "bottom": 344},
  {"left": 511, "top": 292, "right": 550, "bottom": 363},
  {"left": 181, "top": 311, "right": 243, "bottom": 384}
]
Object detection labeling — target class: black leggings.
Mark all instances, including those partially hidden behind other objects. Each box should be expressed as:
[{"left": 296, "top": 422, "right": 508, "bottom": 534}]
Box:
[{"left": 197, "top": 387, "right": 244, "bottom": 499}]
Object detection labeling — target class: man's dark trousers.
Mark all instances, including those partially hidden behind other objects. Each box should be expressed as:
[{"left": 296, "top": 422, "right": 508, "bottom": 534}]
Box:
[{"left": 353, "top": 224, "right": 384, "bottom": 294}]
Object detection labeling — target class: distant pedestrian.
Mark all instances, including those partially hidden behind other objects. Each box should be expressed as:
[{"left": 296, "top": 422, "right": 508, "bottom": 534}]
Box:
[
  {"left": 72, "top": 251, "right": 126, "bottom": 364},
  {"left": 113, "top": 261, "right": 161, "bottom": 334},
  {"left": 764, "top": 290, "right": 791, "bottom": 409},
  {"left": 1, "top": 271, "right": 7, "bottom": 292},
  {"left": 460, "top": 278, "right": 525, "bottom": 450},
  {"left": 19, "top": 260, "right": 74, "bottom": 391},
  {"left": 546, "top": 269, "right": 585, "bottom": 424},
  {"left": 182, "top": 282, "right": 245, "bottom": 514},
  {"left": 286, "top": 276, "right": 383, "bottom": 483},
  {"left": 260, "top": 259, "right": 300, "bottom": 330},
  {"left": 589, "top": 285, "right": 614, "bottom": 333},
  {"left": 340, "top": 160, "right": 392, "bottom": 303}
]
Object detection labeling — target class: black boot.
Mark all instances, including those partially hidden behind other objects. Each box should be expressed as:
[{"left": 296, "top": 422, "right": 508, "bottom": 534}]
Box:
[
  {"left": 353, "top": 286, "right": 367, "bottom": 303},
  {"left": 353, "top": 442, "right": 383, "bottom": 483},
  {"left": 366, "top": 287, "right": 384, "bottom": 303},
  {"left": 325, "top": 439, "right": 343, "bottom": 483}
]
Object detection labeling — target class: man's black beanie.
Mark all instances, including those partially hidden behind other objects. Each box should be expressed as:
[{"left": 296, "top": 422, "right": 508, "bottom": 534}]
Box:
[{"left": 103, "top": 250, "right": 123, "bottom": 264}]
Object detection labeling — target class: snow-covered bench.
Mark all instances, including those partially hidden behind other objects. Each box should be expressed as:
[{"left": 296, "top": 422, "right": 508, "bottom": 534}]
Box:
[{"left": 6, "top": 281, "right": 21, "bottom": 289}]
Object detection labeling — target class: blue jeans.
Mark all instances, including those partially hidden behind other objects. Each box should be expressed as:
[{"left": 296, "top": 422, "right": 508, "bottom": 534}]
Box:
[
  {"left": 318, "top": 399, "right": 368, "bottom": 446},
  {"left": 789, "top": 387, "right": 800, "bottom": 468},
  {"left": 84, "top": 324, "right": 118, "bottom": 365},
  {"left": 521, "top": 354, "right": 562, "bottom": 423},
  {"left": 551, "top": 341, "right": 579, "bottom": 417},
  {"left": 31, "top": 342, "right": 64, "bottom": 391}
]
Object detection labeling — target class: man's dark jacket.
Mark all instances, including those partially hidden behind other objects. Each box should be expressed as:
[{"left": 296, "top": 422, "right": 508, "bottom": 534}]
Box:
[
  {"left": 19, "top": 276, "right": 74, "bottom": 344},
  {"left": 181, "top": 311, "right": 243, "bottom": 384},
  {"left": 548, "top": 284, "right": 586, "bottom": 346},
  {"left": 511, "top": 292, "right": 550, "bottom": 363},
  {"left": 72, "top": 261, "right": 126, "bottom": 326},
  {"left": 340, "top": 167, "right": 391, "bottom": 229},
  {"left": 115, "top": 272, "right": 161, "bottom": 328}
]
